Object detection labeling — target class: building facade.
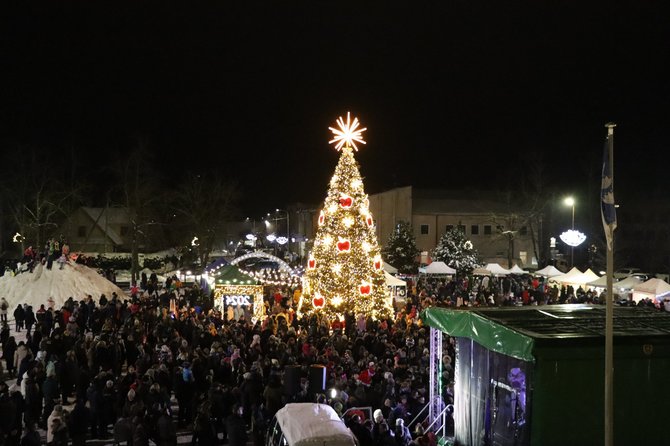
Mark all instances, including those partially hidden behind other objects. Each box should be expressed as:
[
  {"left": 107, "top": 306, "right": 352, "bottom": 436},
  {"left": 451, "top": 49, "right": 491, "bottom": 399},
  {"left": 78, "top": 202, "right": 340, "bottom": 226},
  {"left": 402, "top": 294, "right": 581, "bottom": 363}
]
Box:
[{"left": 368, "top": 186, "right": 540, "bottom": 268}]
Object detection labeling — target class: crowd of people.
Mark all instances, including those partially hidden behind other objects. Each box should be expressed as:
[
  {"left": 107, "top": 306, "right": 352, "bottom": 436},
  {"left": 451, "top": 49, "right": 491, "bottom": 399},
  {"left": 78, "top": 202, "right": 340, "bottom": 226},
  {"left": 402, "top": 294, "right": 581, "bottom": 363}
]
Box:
[{"left": 0, "top": 275, "right": 456, "bottom": 446}]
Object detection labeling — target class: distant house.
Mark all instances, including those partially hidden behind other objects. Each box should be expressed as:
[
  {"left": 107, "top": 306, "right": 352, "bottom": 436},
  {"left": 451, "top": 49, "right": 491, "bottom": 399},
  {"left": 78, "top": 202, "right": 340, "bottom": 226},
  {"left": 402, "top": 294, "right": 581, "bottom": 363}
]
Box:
[{"left": 59, "top": 207, "right": 132, "bottom": 253}]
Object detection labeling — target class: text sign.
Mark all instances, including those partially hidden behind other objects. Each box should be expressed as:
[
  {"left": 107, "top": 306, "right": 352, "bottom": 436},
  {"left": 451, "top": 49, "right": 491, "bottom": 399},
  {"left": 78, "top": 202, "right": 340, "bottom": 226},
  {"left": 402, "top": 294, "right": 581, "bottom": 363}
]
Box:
[{"left": 224, "top": 295, "right": 252, "bottom": 306}]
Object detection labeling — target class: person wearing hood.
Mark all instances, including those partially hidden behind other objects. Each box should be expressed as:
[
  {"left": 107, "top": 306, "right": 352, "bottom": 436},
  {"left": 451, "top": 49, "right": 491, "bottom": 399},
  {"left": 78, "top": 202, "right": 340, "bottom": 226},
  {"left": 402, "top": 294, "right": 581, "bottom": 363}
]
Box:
[
  {"left": 13, "top": 304, "right": 25, "bottom": 332},
  {"left": 3, "top": 336, "right": 17, "bottom": 378},
  {"left": 0, "top": 297, "right": 8, "bottom": 322}
]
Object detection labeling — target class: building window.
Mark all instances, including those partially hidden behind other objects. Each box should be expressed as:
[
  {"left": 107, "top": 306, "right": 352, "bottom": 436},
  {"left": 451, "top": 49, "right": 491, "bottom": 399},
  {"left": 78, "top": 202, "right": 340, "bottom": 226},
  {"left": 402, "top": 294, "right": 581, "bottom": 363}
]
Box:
[
  {"left": 457, "top": 224, "right": 466, "bottom": 234},
  {"left": 445, "top": 224, "right": 454, "bottom": 232},
  {"left": 471, "top": 225, "right": 479, "bottom": 235},
  {"left": 77, "top": 226, "right": 86, "bottom": 237},
  {"left": 120, "top": 226, "right": 130, "bottom": 236},
  {"left": 420, "top": 224, "right": 429, "bottom": 235},
  {"left": 520, "top": 226, "right": 528, "bottom": 235},
  {"left": 484, "top": 225, "right": 492, "bottom": 235}
]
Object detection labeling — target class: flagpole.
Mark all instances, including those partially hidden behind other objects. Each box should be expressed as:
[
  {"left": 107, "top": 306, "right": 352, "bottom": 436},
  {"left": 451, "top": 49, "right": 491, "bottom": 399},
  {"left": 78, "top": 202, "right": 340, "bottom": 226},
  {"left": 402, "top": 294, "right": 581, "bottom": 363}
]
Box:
[{"left": 604, "top": 122, "right": 616, "bottom": 446}]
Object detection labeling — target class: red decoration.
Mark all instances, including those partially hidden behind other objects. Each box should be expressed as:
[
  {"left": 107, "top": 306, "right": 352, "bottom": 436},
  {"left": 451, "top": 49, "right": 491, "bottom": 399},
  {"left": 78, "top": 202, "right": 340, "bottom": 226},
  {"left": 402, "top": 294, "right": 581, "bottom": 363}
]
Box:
[
  {"left": 366, "top": 215, "right": 373, "bottom": 227},
  {"left": 339, "top": 195, "right": 353, "bottom": 208},
  {"left": 359, "top": 283, "right": 371, "bottom": 295},
  {"left": 374, "top": 259, "right": 382, "bottom": 270},
  {"left": 308, "top": 258, "right": 316, "bottom": 269},
  {"left": 337, "top": 239, "right": 351, "bottom": 252},
  {"left": 313, "top": 296, "right": 325, "bottom": 308},
  {"left": 318, "top": 211, "right": 325, "bottom": 225}
]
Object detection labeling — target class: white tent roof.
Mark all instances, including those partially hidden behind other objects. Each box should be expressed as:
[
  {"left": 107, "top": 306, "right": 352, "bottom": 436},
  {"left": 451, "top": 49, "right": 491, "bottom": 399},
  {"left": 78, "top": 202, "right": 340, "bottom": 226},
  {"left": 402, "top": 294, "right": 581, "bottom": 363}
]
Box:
[
  {"left": 588, "top": 275, "right": 621, "bottom": 288},
  {"left": 384, "top": 271, "right": 406, "bottom": 287},
  {"left": 582, "top": 269, "right": 600, "bottom": 283},
  {"left": 472, "top": 267, "right": 492, "bottom": 276},
  {"left": 632, "top": 278, "right": 670, "bottom": 302},
  {"left": 551, "top": 267, "right": 585, "bottom": 284},
  {"left": 419, "top": 261, "right": 457, "bottom": 275},
  {"left": 534, "top": 265, "right": 564, "bottom": 277},
  {"left": 509, "top": 264, "right": 529, "bottom": 274},
  {"left": 614, "top": 275, "right": 644, "bottom": 291},
  {"left": 485, "top": 263, "right": 511, "bottom": 276},
  {"left": 383, "top": 262, "right": 398, "bottom": 274}
]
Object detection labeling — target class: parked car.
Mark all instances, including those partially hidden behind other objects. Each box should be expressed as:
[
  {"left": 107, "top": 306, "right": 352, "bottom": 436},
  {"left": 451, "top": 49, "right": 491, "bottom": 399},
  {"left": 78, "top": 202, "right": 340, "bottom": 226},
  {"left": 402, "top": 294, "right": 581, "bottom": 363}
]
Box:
[{"left": 613, "top": 268, "right": 642, "bottom": 279}]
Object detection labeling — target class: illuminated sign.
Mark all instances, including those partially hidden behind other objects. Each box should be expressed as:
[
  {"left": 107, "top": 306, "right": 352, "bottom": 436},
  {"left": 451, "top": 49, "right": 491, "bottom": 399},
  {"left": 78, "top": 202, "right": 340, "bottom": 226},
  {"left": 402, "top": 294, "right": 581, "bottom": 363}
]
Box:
[{"left": 224, "top": 295, "right": 252, "bottom": 306}]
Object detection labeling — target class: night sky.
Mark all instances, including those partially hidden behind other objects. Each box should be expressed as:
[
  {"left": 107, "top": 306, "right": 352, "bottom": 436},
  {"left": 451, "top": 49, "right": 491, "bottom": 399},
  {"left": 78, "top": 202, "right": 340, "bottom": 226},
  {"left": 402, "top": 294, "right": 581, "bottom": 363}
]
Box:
[{"left": 3, "top": 1, "right": 668, "bottom": 215}]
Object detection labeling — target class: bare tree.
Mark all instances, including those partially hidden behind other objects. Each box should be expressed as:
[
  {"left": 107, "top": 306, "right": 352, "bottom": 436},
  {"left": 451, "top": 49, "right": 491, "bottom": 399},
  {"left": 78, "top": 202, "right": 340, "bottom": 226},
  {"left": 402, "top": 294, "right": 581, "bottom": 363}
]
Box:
[{"left": 172, "top": 173, "right": 239, "bottom": 268}]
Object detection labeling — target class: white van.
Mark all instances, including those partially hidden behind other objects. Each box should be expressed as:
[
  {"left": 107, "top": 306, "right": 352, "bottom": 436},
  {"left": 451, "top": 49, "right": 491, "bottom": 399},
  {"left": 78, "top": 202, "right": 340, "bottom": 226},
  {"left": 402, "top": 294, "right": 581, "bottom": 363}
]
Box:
[{"left": 266, "top": 403, "right": 357, "bottom": 446}]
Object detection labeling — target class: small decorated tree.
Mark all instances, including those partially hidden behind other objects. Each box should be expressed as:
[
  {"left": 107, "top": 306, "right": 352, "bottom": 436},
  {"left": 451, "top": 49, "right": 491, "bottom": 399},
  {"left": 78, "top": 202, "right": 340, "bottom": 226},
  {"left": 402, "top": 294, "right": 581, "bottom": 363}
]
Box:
[
  {"left": 433, "top": 226, "right": 481, "bottom": 273},
  {"left": 383, "top": 221, "right": 419, "bottom": 274},
  {"left": 301, "top": 113, "right": 392, "bottom": 320}
]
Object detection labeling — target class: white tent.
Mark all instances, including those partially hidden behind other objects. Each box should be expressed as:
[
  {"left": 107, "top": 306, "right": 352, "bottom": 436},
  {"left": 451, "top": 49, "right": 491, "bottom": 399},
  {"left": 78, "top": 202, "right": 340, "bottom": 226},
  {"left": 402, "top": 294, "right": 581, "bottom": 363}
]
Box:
[
  {"left": 588, "top": 275, "right": 620, "bottom": 288},
  {"left": 384, "top": 271, "right": 406, "bottom": 287},
  {"left": 472, "top": 267, "right": 492, "bottom": 276},
  {"left": 614, "top": 275, "right": 644, "bottom": 291},
  {"left": 551, "top": 267, "right": 584, "bottom": 284},
  {"left": 419, "top": 261, "right": 457, "bottom": 275},
  {"left": 632, "top": 278, "right": 670, "bottom": 303},
  {"left": 484, "top": 263, "right": 511, "bottom": 276},
  {"left": 534, "top": 265, "right": 564, "bottom": 278},
  {"left": 383, "top": 262, "right": 398, "bottom": 274},
  {"left": 509, "top": 264, "right": 529, "bottom": 274},
  {"left": 581, "top": 269, "right": 600, "bottom": 283}
]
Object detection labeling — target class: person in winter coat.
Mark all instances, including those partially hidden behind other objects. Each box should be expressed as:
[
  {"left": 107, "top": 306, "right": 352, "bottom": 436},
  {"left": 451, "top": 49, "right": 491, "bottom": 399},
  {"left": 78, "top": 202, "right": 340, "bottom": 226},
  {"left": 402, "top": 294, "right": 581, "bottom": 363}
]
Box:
[
  {"left": 13, "top": 342, "right": 29, "bottom": 384},
  {"left": 225, "top": 404, "right": 248, "bottom": 446},
  {"left": 13, "top": 305, "right": 25, "bottom": 332},
  {"left": 20, "top": 423, "right": 40, "bottom": 446},
  {"left": 0, "top": 297, "right": 8, "bottom": 322},
  {"left": 3, "top": 336, "right": 17, "bottom": 377},
  {"left": 46, "top": 405, "right": 68, "bottom": 445},
  {"left": 68, "top": 399, "right": 90, "bottom": 446},
  {"left": 23, "top": 307, "right": 35, "bottom": 336}
]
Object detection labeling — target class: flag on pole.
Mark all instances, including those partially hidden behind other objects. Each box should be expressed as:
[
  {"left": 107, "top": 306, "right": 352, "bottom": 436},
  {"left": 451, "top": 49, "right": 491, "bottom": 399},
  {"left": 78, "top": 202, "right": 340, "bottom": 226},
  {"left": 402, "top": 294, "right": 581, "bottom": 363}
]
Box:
[{"left": 601, "top": 139, "right": 616, "bottom": 250}]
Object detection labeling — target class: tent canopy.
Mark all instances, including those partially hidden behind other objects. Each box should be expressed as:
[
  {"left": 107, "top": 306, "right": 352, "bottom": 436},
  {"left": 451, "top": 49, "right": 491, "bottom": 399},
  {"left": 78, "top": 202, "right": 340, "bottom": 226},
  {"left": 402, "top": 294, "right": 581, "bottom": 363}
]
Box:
[
  {"left": 633, "top": 278, "right": 670, "bottom": 302},
  {"left": 614, "top": 275, "right": 644, "bottom": 291},
  {"left": 419, "top": 261, "right": 456, "bottom": 275},
  {"left": 588, "top": 275, "right": 621, "bottom": 288},
  {"left": 383, "top": 262, "right": 398, "bottom": 274},
  {"left": 212, "top": 265, "right": 260, "bottom": 285},
  {"left": 534, "top": 265, "right": 564, "bottom": 277},
  {"left": 384, "top": 271, "right": 406, "bottom": 287},
  {"left": 509, "top": 264, "right": 529, "bottom": 274},
  {"left": 472, "top": 267, "right": 491, "bottom": 276},
  {"left": 484, "top": 263, "right": 511, "bottom": 276},
  {"left": 551, "top": 267, "right": 584, "bottom": 284}
]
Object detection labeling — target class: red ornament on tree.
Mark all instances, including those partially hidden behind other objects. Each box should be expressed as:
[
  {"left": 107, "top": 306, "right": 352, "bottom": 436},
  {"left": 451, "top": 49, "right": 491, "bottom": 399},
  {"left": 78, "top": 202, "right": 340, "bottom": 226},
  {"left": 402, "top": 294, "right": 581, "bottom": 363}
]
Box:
[
  {"left": 313, "top": 295, "right": 325, "bottom": 308},
  {"left": 373, "top": 259, "right": 382, "bottom": 270},
  {"left": 337, "top": 239, "right": 351, "bottom": 253},
  {"left": 365, "top": 215, "right": 373, "bottom": 227},
  {"left": 339, "top": 195, "right": 353, "bottom": 208},
  {"left": 359, "top": 282, "right": 371, "bottom": 295},
  {"left": 308, "top": 258, "right": 316, "bottom": 269},
  {"left": 318, "top": 210, "right": 325, "bottom": 226}
]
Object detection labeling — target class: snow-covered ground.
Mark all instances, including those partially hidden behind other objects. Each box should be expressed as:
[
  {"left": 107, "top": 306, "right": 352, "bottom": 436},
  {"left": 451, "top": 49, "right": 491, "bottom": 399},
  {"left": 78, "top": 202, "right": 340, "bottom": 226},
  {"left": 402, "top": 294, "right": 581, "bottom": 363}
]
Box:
[{"left": 0, "top": 261, "right": 127, "bottom": 309}]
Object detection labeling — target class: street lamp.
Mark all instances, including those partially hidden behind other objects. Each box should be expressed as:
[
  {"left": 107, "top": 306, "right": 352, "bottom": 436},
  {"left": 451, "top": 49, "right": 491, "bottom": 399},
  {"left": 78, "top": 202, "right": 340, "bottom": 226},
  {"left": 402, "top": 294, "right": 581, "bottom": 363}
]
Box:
[
  {"left": 274, "top": 209, "right": 290, "bottom": 258},
  {"left": 564, "top": 197, "right": 576, "bottom": 267}
]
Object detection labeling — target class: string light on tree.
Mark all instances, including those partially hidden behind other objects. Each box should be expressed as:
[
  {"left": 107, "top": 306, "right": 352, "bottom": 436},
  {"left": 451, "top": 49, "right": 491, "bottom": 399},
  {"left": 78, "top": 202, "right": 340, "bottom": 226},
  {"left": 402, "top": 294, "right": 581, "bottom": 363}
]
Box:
[{"left": 300, "top": 112, "right": 392, "bottom": 319}]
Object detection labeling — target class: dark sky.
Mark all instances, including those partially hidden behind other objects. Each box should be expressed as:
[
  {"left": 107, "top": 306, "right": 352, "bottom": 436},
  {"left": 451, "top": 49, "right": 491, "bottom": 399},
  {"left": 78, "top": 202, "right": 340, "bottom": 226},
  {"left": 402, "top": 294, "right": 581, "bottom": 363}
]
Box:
[{"left": 3, "top": 1, "right": 668, "bottom": 215}]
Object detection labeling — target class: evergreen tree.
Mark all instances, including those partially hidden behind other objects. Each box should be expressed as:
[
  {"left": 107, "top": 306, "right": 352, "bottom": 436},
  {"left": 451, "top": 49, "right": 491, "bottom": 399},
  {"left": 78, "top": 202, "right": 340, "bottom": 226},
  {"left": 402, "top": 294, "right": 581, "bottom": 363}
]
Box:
[
  {"left": 433, "top": 226, "right": 481, "bottom": 273},
  {"left": 301, "top": 113, "right": 392, "bottom": 320},
  {"left": 383, "top": 221, "right": 419, "bottom": 274}
]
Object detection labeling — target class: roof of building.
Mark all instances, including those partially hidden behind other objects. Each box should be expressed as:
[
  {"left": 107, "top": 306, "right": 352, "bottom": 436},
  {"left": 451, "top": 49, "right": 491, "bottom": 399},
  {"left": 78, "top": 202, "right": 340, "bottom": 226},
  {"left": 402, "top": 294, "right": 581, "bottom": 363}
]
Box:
[
  {"left": 412, "top": 188, "right": 533, "bottom": 214},
  {"left": 421, "top": 305, "right": 670, "bottom": 362},
  {"left": 81, "top": 207, "right": 127, "bottom": 245}
]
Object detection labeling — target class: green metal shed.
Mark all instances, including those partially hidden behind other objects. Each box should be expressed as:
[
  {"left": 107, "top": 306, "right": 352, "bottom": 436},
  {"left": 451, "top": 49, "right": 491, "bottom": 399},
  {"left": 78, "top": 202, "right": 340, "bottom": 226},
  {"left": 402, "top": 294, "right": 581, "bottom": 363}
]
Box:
[{"left": 421, "top": 305, "right": 670, "bottom": 446}]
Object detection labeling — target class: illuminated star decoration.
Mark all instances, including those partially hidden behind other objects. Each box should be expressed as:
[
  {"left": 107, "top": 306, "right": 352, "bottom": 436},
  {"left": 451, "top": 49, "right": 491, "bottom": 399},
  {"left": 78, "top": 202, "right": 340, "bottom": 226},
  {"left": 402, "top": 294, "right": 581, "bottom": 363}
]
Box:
[{"left": 328, "top": 112, "right": 367, "bottom": 151}]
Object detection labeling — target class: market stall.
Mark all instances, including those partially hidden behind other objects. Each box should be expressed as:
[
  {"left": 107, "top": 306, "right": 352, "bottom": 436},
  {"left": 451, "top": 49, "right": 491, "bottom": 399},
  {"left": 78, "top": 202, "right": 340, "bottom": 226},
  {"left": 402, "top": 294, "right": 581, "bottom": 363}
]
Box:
[{"left": 211, "top": 265, "right": 265, "bottom": 322}]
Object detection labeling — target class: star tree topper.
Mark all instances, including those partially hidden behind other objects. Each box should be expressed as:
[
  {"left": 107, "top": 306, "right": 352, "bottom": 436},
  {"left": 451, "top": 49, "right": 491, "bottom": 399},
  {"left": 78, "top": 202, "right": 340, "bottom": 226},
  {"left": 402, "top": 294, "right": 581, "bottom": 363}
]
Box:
[{"left": 329, "top": 112, "right": 367, "bottom": 151}]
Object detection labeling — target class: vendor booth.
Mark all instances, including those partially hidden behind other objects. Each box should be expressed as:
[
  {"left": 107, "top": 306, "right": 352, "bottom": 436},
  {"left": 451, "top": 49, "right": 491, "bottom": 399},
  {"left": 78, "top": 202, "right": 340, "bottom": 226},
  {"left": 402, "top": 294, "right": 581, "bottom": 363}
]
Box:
[
  {"left": 421, "top": 305, "right": 670, "bottom": 446},
  {"left": 212, "top": 265, "right": 265, "bottom": 322},
  {"left": 533, "top": 265, "right": 563, "bottom": 278},
  {"left": 419, "top": 261, "right": 457, "bottom": 275},
  {"left": 632, "top": 278, "right": 670, "bottom": 303}
]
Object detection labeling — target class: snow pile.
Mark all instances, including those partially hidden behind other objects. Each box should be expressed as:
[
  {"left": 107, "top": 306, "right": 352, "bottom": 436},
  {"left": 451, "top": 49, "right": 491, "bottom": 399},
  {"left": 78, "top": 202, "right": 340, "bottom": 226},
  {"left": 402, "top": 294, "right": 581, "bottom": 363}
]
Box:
[{"left": 0, "top": 262, "right": 127, "bottom": 309}]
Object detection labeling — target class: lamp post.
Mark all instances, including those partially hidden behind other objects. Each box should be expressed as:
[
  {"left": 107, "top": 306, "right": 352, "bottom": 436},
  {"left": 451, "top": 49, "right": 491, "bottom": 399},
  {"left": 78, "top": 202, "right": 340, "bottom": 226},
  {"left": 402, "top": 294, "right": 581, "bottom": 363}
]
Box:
[
  {"left": 275, "top": 209, "right": 290, "bottom": 256},
  {"left": 564, "top": 197, "right": 575, "bottom": 267}
]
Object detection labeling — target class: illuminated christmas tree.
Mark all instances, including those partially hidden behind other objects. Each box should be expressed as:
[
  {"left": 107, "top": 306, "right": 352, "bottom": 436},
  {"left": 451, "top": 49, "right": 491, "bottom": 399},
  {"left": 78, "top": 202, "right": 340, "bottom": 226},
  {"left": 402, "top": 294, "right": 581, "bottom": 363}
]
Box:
[{"left": 301, "top": 113, "right": 392, "bottom": 320}]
